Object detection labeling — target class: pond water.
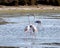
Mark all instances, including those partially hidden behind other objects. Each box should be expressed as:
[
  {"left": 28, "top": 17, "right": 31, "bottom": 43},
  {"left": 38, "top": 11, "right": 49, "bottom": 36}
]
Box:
[{"left": 0, "top": 13, "right": 60, "bottom": 48}]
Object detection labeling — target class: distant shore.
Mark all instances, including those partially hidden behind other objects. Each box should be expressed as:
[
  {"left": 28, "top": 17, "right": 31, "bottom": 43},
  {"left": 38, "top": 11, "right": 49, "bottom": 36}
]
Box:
[{"left": 0, "top": 5, "right": 60, "bottom": 14}]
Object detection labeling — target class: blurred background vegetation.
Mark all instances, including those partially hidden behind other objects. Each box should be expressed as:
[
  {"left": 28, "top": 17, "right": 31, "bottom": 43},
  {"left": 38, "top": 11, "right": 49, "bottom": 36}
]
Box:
[{"left": 0, "top": 0, "right": 60, "bottom": 6}]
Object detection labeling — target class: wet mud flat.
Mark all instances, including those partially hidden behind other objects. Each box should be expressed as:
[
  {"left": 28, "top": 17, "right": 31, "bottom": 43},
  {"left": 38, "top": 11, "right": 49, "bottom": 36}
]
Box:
[{"left": 0, "top": 13, "right": 60, "bottom": 48}]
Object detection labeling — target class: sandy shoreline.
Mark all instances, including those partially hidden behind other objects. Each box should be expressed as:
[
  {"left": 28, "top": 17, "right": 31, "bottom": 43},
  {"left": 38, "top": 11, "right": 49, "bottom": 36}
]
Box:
[
  {"left": 0, "top": 5, "right": 60, "bottom": 14},
  {"left": 0, "top": 6, "right": 60, "bottom": 10}
]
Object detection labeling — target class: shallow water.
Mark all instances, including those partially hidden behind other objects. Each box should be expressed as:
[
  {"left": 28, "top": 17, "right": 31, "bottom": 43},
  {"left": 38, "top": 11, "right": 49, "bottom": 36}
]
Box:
[{"left": 0, "top": 14, "right": 60, "bottom": 48}]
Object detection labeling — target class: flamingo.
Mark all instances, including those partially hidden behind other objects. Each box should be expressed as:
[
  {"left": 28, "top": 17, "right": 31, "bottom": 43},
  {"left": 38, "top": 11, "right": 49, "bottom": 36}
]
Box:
[
  {"left": 30, "top": 24, "right": 38, "bottom": 32},
  {"left": 24, "top": 25, "right": 30, "bottom": 32},
  {"left": 35, "top": 20, "right": 41, "bottom": 24},
  {"left": 24, "top": 24, "right": 38, "bottom": 32}
]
